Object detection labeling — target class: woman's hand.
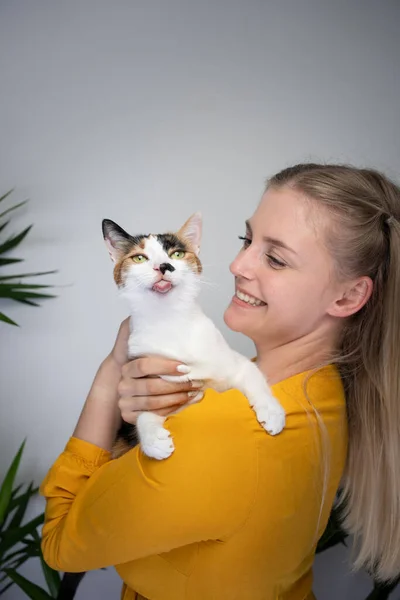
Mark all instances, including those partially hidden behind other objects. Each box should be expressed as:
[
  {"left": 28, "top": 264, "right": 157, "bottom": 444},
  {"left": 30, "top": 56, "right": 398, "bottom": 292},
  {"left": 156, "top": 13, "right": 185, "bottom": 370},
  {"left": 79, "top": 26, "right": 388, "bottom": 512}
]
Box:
[
  {"left": 111, "top": 317, "right": 131, "bottom": 367},
  {"left": 111, "top": 318, "right": 200, "bottom": 423},
  {"left": 111, "top": 318, "right": 203, "bottom": 424},
  {"left": 118, "top": 357, "right": 203, "bottom": 424}
]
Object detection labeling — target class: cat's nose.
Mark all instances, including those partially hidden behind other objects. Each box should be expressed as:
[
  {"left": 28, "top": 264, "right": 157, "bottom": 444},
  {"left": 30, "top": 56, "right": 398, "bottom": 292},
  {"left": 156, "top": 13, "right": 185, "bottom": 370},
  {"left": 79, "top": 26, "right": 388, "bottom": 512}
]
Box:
[{"left": 159, "top": 263, "right": 175, "bottom": 275}]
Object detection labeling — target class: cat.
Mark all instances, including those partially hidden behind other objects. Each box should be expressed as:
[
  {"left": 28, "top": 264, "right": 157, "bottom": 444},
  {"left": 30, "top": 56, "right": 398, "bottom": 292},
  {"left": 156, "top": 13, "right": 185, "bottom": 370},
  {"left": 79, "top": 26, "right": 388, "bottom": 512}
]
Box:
[{"left": 102, "top": 212, "right": 286, "bottom": 460}]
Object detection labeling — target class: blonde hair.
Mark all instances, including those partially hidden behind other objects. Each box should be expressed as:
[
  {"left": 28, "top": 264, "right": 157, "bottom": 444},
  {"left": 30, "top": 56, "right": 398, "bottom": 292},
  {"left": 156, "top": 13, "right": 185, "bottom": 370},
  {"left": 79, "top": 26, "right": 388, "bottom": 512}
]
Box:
[{"left": 267, "top": 163, "right": 400, "bottom": 582}]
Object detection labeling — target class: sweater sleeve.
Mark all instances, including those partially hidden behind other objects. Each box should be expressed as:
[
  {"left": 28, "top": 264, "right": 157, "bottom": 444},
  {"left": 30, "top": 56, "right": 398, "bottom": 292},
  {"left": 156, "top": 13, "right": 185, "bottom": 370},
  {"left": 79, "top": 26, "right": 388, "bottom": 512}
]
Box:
[{"left": 40, "top": 390, "right": 258, "bottom": 572}]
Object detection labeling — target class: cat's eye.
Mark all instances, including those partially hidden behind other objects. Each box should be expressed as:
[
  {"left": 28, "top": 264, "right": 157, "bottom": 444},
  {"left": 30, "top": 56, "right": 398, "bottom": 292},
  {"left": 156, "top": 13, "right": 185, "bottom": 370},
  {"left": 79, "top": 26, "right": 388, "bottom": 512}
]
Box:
[
  {"left": 132, "top": 254, "right": 148, "bottom": 263},
  {"left": 171, "top": 250, "right": 185, "bottom": 259}
]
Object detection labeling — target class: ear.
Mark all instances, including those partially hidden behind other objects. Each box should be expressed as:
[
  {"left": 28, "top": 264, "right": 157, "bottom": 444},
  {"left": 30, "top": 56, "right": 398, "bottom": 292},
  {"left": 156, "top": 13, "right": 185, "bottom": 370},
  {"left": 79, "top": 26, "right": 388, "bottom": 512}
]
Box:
[
  {"left": 178, "top": 212, "right": 202, "bottom": 256},
  {"left": 102, "top": 219, "right": 131, "bottom": 263},
  {"left": 327, "top": 276, "right": 373, "bottom": 318}
]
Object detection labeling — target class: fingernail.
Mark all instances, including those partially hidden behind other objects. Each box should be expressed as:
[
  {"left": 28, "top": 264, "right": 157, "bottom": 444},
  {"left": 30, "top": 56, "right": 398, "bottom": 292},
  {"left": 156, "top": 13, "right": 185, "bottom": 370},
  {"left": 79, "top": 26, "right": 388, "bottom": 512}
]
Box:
[
  {"left": 177, "top": 364, "right": 191, "bottom": 373},
  {"left": 188, "top": 391, "right": 199, "bottom": 398},
  {"left": 191, "top": 381, "right": 203, "bottom": 389}
]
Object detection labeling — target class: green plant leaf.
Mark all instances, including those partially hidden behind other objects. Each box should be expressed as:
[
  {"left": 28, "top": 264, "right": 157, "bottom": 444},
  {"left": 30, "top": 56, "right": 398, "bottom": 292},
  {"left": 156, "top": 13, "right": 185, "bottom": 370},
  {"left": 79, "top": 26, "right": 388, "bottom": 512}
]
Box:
[
  {"left": 0, "top": 513, "right": 44, "bottom": 555},
  {"left": 0, "top": 225, "right": 33, "bottom": 255},
  {"left": 0, "top": 550, "right": 36, "bottom": 595},
  {"left": 30, "top": 532, "right": 61, "bottom": 598},
  {"left": 40, "top": 556, "right": 61, "bottom": 598},
  {"left": 7, "top": 483, "right": 34, "bottom": 531},
  {"left": 0, "top": 270, "right": 57, "bottom": 281},
  {"left": 0, "top": 190, "right": 14, "bottom": 204},
  {"left": 0, "top": 289, "right": 56, "bottom": 300},
  {"left": 10, "top": 484, "right": 24, "bottom": 499},
  {"left": 4, "top": 569, "right": 53, "bottom": 599},
  {"left": 0, "top": 222, "right": 9, "bottom": 235},
  {"left": 0, "top": 257, "right": 23, "bottom": 266},
  {"left": 0, "top": 199, "right": 28, "bottom": 221},
  {"left": 0, "top": 579, "right": 13, "bottom": 595},
  {"left": 0, "top": 440, "right": 26, "bottom": 528},
  {"left": 7, "top": 485, "right": 38, "bottom": 514},
  {"left": 10, "top": 297, "right": 40, "bottom": 307},
  {"left": 2, "top": 545, "right": 35, "bottom": 567},
  {"left": 0, "top": 312, "right": 18, "bottom": 326},
  {"left": 0, "top": 283, "right": 54, "bottom": 290}
]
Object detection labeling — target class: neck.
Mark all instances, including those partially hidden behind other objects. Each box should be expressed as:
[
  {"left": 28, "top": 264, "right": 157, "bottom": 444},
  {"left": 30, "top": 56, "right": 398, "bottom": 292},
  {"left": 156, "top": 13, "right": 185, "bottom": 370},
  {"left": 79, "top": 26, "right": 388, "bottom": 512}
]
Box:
[{"left": 255, "top": 325, "right": 339, "bottom": 385}]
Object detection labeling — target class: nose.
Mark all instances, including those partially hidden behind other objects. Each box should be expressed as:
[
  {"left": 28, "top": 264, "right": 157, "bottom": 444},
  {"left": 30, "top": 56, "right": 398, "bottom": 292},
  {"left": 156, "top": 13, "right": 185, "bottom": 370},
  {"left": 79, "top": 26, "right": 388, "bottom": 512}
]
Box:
[
  {"left": 230, "top": 248, "right": 258, "bottom": 280},
  {"left": 159, "top": 262, "right": 175, "bottom": 275}
]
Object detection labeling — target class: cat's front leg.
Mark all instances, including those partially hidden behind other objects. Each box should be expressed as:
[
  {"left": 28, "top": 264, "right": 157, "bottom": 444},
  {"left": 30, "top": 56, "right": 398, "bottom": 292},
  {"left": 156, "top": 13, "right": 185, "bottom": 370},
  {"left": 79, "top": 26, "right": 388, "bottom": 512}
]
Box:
[
  {"left": 230, "top": 358, "right": 286, "bottom": 436},
  {"left": 136, "top": 412, "right": 175, "bottom": 460}
]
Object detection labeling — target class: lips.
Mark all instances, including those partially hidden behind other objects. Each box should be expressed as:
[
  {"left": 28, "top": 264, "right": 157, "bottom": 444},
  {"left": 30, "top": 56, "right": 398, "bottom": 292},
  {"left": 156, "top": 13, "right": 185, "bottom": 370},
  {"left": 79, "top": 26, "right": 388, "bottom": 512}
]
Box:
[
  {"left": 152, "top": 280, "right": 173, "bottom": 294},
  {"left": 235, "top": 288, "right": 266, "bottom": 307}
]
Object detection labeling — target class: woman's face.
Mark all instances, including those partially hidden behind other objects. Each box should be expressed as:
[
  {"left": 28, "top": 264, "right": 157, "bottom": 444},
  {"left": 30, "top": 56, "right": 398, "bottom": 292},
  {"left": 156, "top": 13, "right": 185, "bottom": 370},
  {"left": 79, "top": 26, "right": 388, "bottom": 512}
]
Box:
[{"left": 224, "top": 186, "right": 344, "bottom": 351}]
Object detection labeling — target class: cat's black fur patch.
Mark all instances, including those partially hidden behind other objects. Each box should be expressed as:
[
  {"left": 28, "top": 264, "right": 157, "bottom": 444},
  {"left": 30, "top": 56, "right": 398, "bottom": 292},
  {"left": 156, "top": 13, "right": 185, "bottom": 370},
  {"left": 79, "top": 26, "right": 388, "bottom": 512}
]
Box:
[
  {"left": 102, "top": 219, "right": 150, "bottom": 252},
  {"left": 117, "top": 420, "right": 138, "bottom": 448},
  {"left": 156, "top": 233, "right": 187, "bottom": 253}
]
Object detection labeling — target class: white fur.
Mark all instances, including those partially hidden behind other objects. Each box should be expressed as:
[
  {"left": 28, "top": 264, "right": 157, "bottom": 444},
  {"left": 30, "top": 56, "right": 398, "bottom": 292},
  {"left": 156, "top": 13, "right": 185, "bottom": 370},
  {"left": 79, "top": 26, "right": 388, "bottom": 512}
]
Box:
[{"left": 105, "top": 215, "right": 285, "bottom": 460}]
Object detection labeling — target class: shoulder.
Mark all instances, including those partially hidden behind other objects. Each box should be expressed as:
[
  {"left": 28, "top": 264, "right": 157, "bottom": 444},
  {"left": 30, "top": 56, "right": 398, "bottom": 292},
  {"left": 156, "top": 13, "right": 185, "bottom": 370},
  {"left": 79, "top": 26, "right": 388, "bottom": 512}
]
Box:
[
  {"left": 272, "top": 364, "right": 346, "bottom": 427},
  {"left": 165, "top": 386, "right": 258, "bottom": 462},
  {"left": 168, "top": 364, "right": 345, "bottom": 429},
  {"left": 165, "top": 364, "right": 346, "bottom": 461}
]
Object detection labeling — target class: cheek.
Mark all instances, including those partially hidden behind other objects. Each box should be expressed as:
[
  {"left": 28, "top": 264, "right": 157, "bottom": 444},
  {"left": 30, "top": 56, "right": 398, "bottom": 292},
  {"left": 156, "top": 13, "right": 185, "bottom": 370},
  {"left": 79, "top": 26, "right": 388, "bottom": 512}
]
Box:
[
  {"left": 170, "top": 261, "right": 186, "bottom": 279},
  {"left": 125, "top": 262, "right": 153, "bottom": 283}
]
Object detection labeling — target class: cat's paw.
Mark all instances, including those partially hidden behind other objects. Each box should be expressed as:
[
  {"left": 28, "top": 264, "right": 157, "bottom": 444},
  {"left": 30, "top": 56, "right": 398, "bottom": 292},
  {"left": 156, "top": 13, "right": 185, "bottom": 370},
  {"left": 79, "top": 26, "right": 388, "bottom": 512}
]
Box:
[
  {"left": 161, "top": 374, "right": 191, "bottom": 383},
  {"left": 254, "top": 404, "right": 286, "bottom": 436},
  {"left": 140, "top": 426, "right": 175, "bottom": 460}
]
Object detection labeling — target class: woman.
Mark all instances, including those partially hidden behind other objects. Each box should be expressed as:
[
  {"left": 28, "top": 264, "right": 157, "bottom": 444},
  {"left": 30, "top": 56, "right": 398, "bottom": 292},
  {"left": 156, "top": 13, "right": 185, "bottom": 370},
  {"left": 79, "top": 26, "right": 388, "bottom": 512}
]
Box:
[{"left": 40, "top": 163, "right": 400, "bottom": 599}]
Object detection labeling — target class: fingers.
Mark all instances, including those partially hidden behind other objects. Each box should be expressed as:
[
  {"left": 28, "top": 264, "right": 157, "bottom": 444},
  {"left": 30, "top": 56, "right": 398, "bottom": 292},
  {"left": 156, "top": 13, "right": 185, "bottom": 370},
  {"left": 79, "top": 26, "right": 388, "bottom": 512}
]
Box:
[
  {"left": 119, "top": 394, "right": 190, "bottom": 424},
  {"left": 119, "top": 391, "right": 191, "bottom": 414},
  {"left": 117, "top": 355, "right": 203, "bottom": 426},
  {"left": 118, "top": 376, "right": 202, "bottom": 398},
  {"left": 121, "top": 407, "right": 181, "bottom": 425},
  {"left": 111, "top": 318, "right": 131, "bottom": 366},
  {"left": 122, "top": 356, "right": 186, "bottom": 379}
]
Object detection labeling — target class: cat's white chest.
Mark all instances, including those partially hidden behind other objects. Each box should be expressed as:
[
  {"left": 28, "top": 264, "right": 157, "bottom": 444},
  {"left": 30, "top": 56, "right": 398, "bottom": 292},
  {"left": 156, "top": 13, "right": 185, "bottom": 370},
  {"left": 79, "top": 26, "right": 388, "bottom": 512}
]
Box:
[{"left": 128, "top": 312, "right": 208, "bottom": 362}]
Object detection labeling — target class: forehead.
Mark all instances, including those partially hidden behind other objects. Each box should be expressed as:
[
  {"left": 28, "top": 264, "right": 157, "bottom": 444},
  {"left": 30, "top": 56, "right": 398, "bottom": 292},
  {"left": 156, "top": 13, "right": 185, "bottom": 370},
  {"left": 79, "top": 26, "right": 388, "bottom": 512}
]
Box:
[
  {"left": 143, "top": 235, "right": 169, "bottom": 259},
  {"left": 141, "top": 234, "right": 186, "bottom": 258},
  {"left": 250, "top": 186, "right": 326, "bottom": 251}
]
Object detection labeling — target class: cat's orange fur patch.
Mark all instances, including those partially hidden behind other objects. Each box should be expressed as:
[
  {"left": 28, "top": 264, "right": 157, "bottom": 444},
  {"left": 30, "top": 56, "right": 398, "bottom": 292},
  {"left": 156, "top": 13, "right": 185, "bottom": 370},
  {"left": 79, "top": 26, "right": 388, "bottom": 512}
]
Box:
[{"left": 113, "top": 242, "right": 147, "bottom": 285}]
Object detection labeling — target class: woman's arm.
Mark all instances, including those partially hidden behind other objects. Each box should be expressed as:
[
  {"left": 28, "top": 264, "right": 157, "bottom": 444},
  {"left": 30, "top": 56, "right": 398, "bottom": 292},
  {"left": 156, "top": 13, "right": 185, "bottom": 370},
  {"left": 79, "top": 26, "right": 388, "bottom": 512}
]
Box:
[
  {"left": 71, "top": 318, "right": 195, "bottom": 450},
  {"left": 72, "top": 354, "right": 122, "bottom": 451},
  {"left": 40, "top": 389, "right": 257, "bottom": 572}
]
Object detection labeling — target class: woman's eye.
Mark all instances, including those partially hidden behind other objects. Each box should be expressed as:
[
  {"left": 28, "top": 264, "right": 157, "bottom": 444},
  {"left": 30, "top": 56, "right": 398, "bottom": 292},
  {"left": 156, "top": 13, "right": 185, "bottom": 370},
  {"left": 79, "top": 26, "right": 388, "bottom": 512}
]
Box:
[
  {"left": 171, "top": 250, "right": 185, "bottom": 259},
  {"left": 238, "top": 235, "right": 251, "bottom": 248},
  {"left": 132, "top": 254, "right": 148, "bottom": 263},
  {"left": 266, "top": 254, "right": 286, "bottom": 269}
]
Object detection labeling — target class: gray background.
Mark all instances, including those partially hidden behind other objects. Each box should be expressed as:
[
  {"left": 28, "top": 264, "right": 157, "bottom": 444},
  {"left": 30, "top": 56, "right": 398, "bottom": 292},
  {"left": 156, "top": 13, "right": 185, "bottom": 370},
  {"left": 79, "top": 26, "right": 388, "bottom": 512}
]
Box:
[{"left": 0, "top": 1, "right": 399, "bottom": 598}]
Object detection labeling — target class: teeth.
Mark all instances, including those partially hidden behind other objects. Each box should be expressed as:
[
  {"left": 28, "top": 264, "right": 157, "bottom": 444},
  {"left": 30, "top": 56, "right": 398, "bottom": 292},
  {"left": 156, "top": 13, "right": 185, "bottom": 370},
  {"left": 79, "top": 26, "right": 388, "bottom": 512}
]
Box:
[{"left": 236, "top": 290, "right": 264, "bottom": 306}]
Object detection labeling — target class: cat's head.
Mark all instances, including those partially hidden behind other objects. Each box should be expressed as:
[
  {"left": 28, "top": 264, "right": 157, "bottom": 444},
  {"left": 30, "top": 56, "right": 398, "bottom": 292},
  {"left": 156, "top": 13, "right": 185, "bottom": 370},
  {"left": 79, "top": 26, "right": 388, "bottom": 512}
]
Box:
[{"left": 102, "top": 213, "right": 202, "bottom": 305}]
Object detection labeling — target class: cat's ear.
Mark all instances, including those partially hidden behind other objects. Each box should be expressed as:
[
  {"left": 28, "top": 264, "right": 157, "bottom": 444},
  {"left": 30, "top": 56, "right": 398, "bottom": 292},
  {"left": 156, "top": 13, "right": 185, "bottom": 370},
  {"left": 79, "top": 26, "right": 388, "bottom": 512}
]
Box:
[
  {"left": 102, "top": 219, "right": 131, "bottom": 263},
  {"left": 178, "top": 212, "right": 202, "bottom": 256}
]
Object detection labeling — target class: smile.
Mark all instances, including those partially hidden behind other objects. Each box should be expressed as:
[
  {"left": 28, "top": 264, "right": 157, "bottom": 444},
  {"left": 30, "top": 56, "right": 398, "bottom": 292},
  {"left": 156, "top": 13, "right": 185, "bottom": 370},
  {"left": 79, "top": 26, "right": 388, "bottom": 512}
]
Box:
[{"left": 235, "top": 290, "right": 266, "bottom": 307}]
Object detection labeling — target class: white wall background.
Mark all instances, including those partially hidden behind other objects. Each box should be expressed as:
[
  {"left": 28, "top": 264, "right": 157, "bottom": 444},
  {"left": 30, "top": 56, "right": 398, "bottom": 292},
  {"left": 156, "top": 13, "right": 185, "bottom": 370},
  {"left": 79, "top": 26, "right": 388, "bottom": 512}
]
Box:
[{"left": 0, "top": 1, "right": 399, "bottom": 598}]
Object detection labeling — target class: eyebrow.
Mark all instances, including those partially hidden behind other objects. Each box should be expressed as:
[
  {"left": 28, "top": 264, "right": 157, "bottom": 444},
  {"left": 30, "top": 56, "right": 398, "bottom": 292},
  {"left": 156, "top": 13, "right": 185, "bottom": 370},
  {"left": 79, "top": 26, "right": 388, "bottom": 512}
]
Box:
[{"left": 245, "top": 220, "right": 298, "bottom": 256}]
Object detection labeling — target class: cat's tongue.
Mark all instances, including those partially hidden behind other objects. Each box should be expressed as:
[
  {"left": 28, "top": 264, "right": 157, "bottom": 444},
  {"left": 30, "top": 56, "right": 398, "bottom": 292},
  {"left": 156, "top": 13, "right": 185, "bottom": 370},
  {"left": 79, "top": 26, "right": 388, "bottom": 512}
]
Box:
[{"left": 152, "top": 280, "right": 173, "bottom": 294}]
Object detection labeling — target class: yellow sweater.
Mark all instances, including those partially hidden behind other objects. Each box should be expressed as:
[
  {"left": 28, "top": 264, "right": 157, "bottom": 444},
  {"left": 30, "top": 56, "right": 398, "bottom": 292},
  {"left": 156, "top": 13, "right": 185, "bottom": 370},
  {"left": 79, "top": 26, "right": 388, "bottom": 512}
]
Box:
[{"left": 40, "top": 365, "right": 347, "bottom": 600}]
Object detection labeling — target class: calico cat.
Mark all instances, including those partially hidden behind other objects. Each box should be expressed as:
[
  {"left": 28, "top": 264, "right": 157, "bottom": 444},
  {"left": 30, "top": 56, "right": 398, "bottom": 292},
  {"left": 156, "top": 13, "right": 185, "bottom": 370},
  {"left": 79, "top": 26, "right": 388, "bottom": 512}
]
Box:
[{"left": 102, "top": 213, "right": 285, "bottom": 460}]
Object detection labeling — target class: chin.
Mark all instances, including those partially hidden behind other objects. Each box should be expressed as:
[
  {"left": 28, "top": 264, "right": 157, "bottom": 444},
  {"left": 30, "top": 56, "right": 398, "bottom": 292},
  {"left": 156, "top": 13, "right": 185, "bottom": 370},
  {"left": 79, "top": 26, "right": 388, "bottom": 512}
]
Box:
[
  {"left": 224, "top": 302, "right": 268, "bottom": 344},
  {"left": 224, "top": 302, "right": 249, "bottom": 334}
]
